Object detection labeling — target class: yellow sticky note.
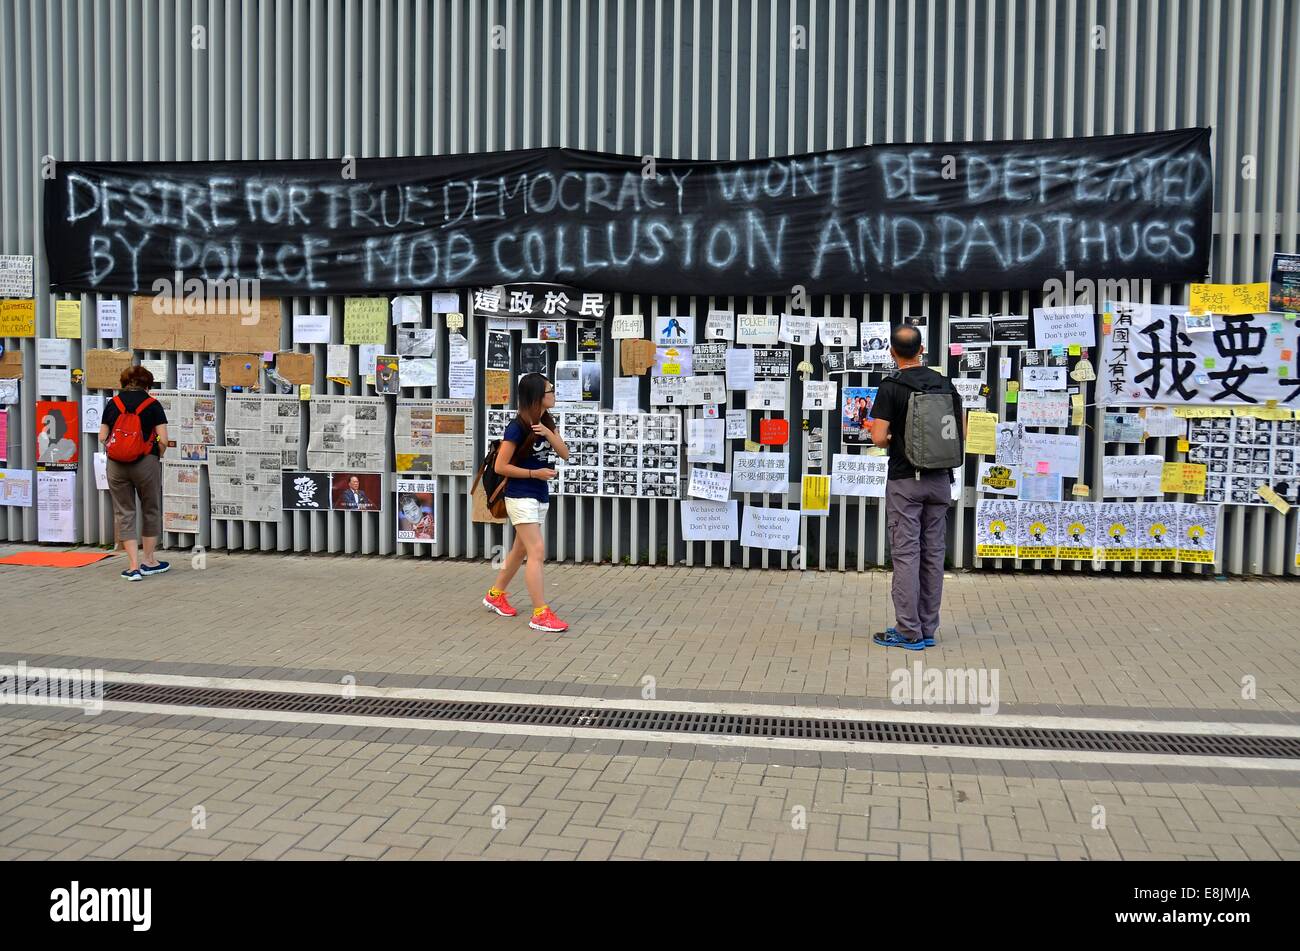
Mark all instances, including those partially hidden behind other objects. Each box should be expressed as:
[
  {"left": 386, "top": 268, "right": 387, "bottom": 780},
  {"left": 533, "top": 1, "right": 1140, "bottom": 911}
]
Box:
[
  {"left": 744, "top": 439, "right": 761, "bottom": 453},
  {"left": 801, "top": 475, "right": 830, "bottom": 515},
  {"left": 0, "top": 299, "right": 36, "bottom": 337},
  {"left": 55, "top": 300, "right": 82, "bottom": 339},
  {"left": 1071, "top": 484, "right": 1091, "bottom": 498},
  {"left": 445, "top": 312, "right": 465, "bottom": 331},
  {"left": 1161, "top": 462, "right": 1206, "bottom": 495},
  {"left": 299, "top": 383, "right": 311, "bottom": 401},
  {"left": 1188, "top": 281, "right": 1268, "bottom": 315},
  {"left": 1068, "top": 344, "right": 1082, "bottom": 356},
  {"left": 965, "top": 410, "right": 999, "bottom": 455},
  {"left": 1006, "top": 380, "right": 1020, "bottom": 393},
  {"left": 1177, "top": 437, "right": 1190, "bottom": 453},
  {"left": 1257, "top": 484, "right": 1292, "bottom": 514}
]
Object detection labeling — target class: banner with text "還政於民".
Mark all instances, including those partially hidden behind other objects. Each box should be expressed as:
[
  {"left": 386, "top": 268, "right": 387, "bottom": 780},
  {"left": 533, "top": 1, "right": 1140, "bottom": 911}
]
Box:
[{"left": 44, "top": 127, "right": 1212, "bottom": 298}]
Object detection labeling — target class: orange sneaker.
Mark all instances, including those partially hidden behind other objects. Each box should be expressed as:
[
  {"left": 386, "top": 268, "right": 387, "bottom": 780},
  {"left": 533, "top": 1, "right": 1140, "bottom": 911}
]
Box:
[
  {"left": 483, "top": 590, "right": 517, "bottom": 617},
  {"left": 528, "top": 606, "right": 569, "bottom": 633}
]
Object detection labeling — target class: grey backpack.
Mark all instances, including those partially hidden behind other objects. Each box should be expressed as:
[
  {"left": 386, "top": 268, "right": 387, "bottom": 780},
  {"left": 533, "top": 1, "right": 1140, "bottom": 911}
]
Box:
[{"left": 893, "top": 373, "right": 964, "bottom": 472}]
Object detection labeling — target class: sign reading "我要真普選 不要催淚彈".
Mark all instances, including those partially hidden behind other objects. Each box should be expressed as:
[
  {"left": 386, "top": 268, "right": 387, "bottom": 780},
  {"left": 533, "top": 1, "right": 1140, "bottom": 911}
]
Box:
[{"left": 44, "top": 128, "right": 1212, "bottom": 298}]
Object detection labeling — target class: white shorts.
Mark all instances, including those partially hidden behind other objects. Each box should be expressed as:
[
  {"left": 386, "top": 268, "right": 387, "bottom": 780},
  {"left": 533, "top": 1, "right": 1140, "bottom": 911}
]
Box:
[{"left": 505, "top": 497, "right": 550, "bottom": 525}]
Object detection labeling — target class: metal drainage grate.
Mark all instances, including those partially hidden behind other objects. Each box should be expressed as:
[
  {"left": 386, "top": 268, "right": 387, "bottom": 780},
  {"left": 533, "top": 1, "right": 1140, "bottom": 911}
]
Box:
[{"left": 7, "top": 678, "right": 1300, "bottom": 760}]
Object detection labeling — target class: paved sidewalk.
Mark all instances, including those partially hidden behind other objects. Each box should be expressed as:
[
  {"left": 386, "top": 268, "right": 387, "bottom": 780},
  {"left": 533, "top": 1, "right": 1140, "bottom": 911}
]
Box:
[
  {"left": 0, "top": 545, "right": 1297, "bottom": 717},
  {"left": 1, "top": 711, "right": 1296, "bottom": 861},
  {"left": 2, "top": 546, "right": 1298, "bottom": 860}
]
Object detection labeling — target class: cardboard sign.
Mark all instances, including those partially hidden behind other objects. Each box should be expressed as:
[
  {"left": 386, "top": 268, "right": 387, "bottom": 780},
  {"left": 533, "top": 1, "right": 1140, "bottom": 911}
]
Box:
[
  {"left": 620, "top": 339, "right": 657, "bottom": 376},
  {"left": 131, "top": 294, "right": 282, "bottom": 353},
  {"left": 276, "top": 351, "right": 315, "bottom": 385},
  {"left": 219, "top": 354, "right": 260, "bottom": 388},
  {"left": 84, "top": 349, "right": 134, "bottom": 390},
  {"left": 0, "top": 351, "right": 23, "bottom": 379}
]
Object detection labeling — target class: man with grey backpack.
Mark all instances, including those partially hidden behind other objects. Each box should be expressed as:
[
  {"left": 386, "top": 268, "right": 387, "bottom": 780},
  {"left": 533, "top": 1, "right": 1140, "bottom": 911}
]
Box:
[{"left": 867, "top": 324, "right": 965, "bottom": 650}]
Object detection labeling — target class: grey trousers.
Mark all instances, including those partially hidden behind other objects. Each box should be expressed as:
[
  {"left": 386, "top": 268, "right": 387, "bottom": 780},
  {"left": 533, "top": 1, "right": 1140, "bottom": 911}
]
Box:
[{"left": 885, "top": 471, "right": 951, "bottom": 640}]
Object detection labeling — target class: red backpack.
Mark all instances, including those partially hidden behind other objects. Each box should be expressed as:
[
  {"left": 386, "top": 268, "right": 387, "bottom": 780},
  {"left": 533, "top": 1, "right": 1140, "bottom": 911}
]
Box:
[{"left": 105, "top": 395, "right": 158, "bottom": 462}]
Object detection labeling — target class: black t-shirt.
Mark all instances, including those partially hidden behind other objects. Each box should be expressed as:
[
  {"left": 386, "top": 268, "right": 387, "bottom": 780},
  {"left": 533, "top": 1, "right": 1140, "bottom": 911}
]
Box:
[
  {"left": 870, "top": 367, "right": 962, "bottom": 481},
  {"left": 101, "top": 389, "right": 168, "bottom": 460}
]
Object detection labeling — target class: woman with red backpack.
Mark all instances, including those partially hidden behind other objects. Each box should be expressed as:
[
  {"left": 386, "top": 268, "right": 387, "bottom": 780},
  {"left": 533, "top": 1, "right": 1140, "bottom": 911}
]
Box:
[{"left": 98, "top": 365, "right": 170, "bottom": 582}]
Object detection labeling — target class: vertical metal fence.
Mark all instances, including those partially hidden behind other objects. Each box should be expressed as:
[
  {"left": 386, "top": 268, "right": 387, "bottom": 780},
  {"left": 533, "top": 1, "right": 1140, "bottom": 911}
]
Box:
[{"left": 1, "top": 0, "right": 1297, "bottom": 574}]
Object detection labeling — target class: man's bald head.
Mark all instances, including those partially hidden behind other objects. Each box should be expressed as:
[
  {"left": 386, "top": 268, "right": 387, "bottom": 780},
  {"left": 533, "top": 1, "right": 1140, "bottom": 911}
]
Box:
[{"left": 891, "top": 324, "right": 923, "bottom": 360}]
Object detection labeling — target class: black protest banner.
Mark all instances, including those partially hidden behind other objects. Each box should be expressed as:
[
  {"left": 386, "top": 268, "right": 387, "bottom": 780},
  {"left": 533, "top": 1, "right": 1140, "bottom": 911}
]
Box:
[{"left": 44, "top": 128, "right": 1212, "bottom": 297}]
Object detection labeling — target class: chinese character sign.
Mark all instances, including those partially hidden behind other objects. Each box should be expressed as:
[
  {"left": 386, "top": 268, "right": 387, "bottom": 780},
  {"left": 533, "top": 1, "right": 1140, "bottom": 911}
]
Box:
[{"left": 1100, "top": 302, "right": 1300, "bottom": 407}]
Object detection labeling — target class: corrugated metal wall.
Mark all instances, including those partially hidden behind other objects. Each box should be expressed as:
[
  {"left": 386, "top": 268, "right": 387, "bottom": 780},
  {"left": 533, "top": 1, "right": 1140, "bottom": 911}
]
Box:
[{"left": 2, "top": 0, "right": 1298, "bottom": 574}]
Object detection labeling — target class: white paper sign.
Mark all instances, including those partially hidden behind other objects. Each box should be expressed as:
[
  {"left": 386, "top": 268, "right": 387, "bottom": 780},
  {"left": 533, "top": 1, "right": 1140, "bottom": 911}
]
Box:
[
  {"left": 655, "top": 315, "right": 694, "bottom": 347},
  {"left": 37, "top": 366, "right": 71, "bottom": 397},
  {"left": 613, "top": 376, "right": 640, "bottom": 412},
  {"left": 736, "top": 313, "right": 779, "bottom": 345},
  {"left": 1032, "top": 305, "right": 1095, "bottom": 348},
  {"left": 1017, "top": 391, "right": 1070, "bottom": 428},
  {"left": 326, "top": 344, "right": 350, "bottom": 378},
  {"left": 725, "top": 347, "right": 755, "bottom": 391},
  {"left": 555, "top": 361, "right": 582, "bottom": 402},
  {"left": 830, "top": 453, "right": 888, "bottom": 497},
  {"left": 1022, "top": 365, "right": 1067, "bottom": 392},
  {"left": 977, "top": 461, "right": 1021, "bottom": 496},
  {"left": 449, "top": 333, "right": 470, "bottom": 364},
  {"left": 1142, "top": 406, "right": 1185, "bottom": 438},
  {"left": 93, "top": 451, "right": 109, "bottom": 491},
  {"left": 0, "top": 467, "right": 34, "bottom": 507},
  {"left": 681, "top": 499, "right": 738, "bottom": 540},
  {"left": 82, "top": 393, "right": 104, "bottom": 433},
  {"left": 803, "top": 380, "right": 837, "bottom": 411},
  {"left": 0, "top": 254, "right": 34, "bottom": 297},
  {"left": 96, "top": 300, "right": 123, "bottom": 339},
  {"left": 448, "top": 359, "right": 476, "bottom": 400},
  {"left": 202, "top": 361, "right": 216, "bottom": 384},
  {"left": 37, "top": 338, "right": 72, "bottom": 366},
  {"left": 745, "top": 380, "right": 786, "bottom": 411},
  {"left": 733, "top": 451, "right": 789, "bottom": 494},
  {"left": 688, "top": 466, "right": 731, "bottom": 502},
  {"left": 779, "top": 313, "right": 818, "bottom": 346},
  {"left": 705, "top": 309, "right": 735, "bottom": 340},
  {"left": 1103, "top": 454, "right": 1164, "bottom": 497},
  {"left": 36, "top": 470, "right": 77, "bottom": 542},
  {"left": 1020, "top": 431, "right": 1081, "bottom": 477},
  {"left": 726, "top": 409, "right": 747, "bottom": 439},
  {"left": 1017, "top": 472, "right": 1063, "bottom": 502},
  {"left": 611, "top": 314, "right": 644, "bottom": 339},
  {"left": 818, "top": 317, "right": 858, "bottom": 347},
  {"left": 177, "top": 364, "right": 197, "bottom": 390},
  {"left": 861, "top": 322, "right": 893, "bottom": 362},
  {"left": 293, "top": 313, "right": 332, "bottom": 344},
  {"left": 953, "top": 378, "right": 986, "bottom": 410},
  {"left": 686, "top": 418, "right": 725, "bottom": 463},
  {"left": 430, "top": 292, "right": 460, "bottom": 313},
  {"left": 741, "top": 504, "right": 801, "bottom": 550},
  {"left": 391, "top": 295, "right": 423, "bottom": 324}
]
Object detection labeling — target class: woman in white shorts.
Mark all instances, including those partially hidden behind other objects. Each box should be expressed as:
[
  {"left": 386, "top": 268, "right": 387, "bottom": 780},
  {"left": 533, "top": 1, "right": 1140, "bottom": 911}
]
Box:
[{"left": 482, "top": 373, "right": 571, "bottom": 632}]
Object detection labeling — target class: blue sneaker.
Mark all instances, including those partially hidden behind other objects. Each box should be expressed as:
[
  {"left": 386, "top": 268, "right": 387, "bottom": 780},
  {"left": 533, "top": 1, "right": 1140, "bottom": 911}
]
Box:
[
  {"left": 885, "top": 626, "right": 937, "bottom": 648},
  {"left": 872, "top": 630, "right": 925, "bottom": 651},
  {"left": 121, "top": 569, "right": 143, "bottom": 582},
  {"left": 140, "top": 561, "right": 170, "bottom": 576}
]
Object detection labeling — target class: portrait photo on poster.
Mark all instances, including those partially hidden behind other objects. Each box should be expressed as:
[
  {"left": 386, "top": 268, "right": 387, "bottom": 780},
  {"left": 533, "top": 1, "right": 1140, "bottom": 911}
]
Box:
[
  {"left": 396, "top": 480, "right": 436, "bottom": 543},
  {"left": 840, "top": 386, "right": 878, "bottom": 445},
  {"left": 331, "top": 471, "right": 382, "bottom": 511}
]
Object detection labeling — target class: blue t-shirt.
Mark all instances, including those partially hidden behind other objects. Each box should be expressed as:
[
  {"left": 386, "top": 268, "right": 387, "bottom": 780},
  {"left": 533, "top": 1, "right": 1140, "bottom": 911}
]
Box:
[{"left": 502, "top": 418, "right": 551, "bottom": 501}]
